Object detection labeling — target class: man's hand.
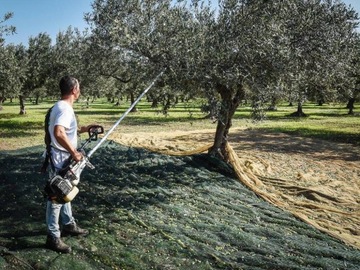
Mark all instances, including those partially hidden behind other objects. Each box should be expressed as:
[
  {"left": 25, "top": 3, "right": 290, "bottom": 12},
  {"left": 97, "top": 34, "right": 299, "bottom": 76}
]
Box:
[
  {"left": 78, "top": 124, "right": 97, "bottom": 134},
  {"left": 72, "top": 150, "right": 83, "bottom": 162}
]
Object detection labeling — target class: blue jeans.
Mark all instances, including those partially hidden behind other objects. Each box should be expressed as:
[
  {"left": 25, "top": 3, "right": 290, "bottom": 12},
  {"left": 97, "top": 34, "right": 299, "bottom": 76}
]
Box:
[
  {"left": 46, "top": 153, "right": 76, "bottom": 238},
  {"left": 46, "top": 200, "right": 75, "bottom": 238}
]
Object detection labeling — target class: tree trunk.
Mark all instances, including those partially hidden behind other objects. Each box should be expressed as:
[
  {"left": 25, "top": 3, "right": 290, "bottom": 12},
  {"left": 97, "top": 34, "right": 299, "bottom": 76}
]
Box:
[
  {"left": 268, "top": 97, "right": 278, "bottom": 111},
  {"left": 317, "top": 91, "right": 325, "bottom": 106},
  {"left": 208, "top": 83, "right": 245, "bottom": 162},
  {"left": 317, "top": 99, "right": 324, "bottom": 106},
  {"left": 290, "top": 101, "right": 307, "bottom": 117},
  {"left": 85, "top": 97, "right": 90, "bottom": 108},
  {"left": 19, "top": 95, "right": 26, "bottom": 115},
  {"left": 114, "top": 97, "right": 121, "bottom": 106},
  {"left": 346, "top": 98, "right": 355, "bottom": 115},
  {"left": 151, "top": 98, "right": 159, "bottom": 108},
  {"left": 130, "top": 91, "right": 138, "bottom": 112},
  {"left": 297, "top": 102, "right": 303, "bottom": 115},
  {"left": 0, "top": 97, "right": 5, "bottom": 110},
  {"left": 163, "top": 94, "right": 172, "bottom": 115}
]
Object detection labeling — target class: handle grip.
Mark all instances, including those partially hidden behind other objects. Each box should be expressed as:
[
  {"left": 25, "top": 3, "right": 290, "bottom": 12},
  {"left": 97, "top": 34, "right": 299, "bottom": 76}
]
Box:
[{"left": 88, "top": 125, "right": 104, "bottom": 141}]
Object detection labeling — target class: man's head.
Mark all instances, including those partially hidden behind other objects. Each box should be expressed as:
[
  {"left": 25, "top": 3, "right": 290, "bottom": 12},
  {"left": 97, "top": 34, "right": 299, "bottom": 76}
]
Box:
[{"left": 59, "top": 76, "right": 80, "bottom": 98}]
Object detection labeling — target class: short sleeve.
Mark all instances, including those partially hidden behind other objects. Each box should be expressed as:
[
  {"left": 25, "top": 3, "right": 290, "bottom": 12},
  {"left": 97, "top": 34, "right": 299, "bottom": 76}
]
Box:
[{"left": 54, "top": 109, "right": 72, "bottom": 129}]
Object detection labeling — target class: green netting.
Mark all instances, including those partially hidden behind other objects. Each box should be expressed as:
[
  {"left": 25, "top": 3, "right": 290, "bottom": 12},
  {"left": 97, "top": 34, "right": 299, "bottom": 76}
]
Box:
[
  {"left": 0, "top": 142, "right": 359, "bottom": 269},
  {"left": 113, "top": 130, "right": 360, "bottom": 251}
]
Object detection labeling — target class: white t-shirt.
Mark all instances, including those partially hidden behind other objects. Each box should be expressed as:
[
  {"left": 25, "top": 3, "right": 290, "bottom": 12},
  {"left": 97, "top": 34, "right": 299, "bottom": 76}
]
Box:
[{"left": 49, "top": 100, "right": 78, "bottom": 168}]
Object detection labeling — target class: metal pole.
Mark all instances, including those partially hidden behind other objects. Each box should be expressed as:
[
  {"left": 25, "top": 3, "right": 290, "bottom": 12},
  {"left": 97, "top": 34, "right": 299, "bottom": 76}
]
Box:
[{"left": 87, "top": 69, "right": 165, "bottom": 158}]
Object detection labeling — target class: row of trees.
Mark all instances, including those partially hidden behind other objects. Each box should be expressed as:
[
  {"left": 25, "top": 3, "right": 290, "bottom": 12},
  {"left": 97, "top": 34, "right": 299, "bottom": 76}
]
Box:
[{"left": 1, "top": 0, "right": 359, "bottom": 159}]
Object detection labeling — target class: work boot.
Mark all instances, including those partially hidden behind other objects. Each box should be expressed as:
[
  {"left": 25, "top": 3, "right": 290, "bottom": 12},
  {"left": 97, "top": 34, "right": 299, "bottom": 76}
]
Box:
[
  {"left": 46, "top": 235, "right": 71, "bottom": 253},
  {"left": 62, "top": 223, "right": 89, "bottom": 237}
]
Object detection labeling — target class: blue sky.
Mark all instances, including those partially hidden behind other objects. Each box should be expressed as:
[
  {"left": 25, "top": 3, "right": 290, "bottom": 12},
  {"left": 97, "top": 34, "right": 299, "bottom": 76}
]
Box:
[
  {"left": 1, "top": 0, "right": 93, "bottom": 45},
  {"left": 1, "top": 0, "right": 360, "bottom": 46}
]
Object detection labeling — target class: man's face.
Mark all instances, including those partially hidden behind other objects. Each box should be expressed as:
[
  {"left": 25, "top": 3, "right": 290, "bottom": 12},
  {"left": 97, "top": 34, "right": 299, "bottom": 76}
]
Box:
[{"left": 73, "top": 81, "right": 81, "bottom": 99}]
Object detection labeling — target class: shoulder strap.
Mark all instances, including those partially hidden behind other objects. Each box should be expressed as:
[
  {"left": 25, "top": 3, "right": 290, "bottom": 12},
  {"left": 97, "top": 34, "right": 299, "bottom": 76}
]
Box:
[
  {"left": 44, "top": 106, "right": 53, "bottom": 149},
  {"left": 40, "top": 106, "right": 54, "bottom": 174}
]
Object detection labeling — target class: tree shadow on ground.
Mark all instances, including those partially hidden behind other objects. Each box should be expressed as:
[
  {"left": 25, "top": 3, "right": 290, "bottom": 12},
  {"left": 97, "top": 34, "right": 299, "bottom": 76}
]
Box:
[{"left": 229, "top": 129, "right": 360, "bottom": 161}]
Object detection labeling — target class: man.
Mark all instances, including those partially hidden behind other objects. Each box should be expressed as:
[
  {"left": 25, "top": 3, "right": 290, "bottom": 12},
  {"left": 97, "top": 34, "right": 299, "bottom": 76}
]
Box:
[{"left": 45, "top": 76, "right": 91, "bottom": 253}]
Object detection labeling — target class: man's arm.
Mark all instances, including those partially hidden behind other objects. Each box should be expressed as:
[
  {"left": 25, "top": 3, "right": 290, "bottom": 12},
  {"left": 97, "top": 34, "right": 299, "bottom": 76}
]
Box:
[
  {"left": 78, "top": 125, "right": 95, "bottom": 134},
  {"left": 54, "top": 125, "right": 83, "bottom": 162}
]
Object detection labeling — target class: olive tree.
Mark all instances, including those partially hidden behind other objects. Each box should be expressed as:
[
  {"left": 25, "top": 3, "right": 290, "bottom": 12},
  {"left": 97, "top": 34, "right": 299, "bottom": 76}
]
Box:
[
  {"left": 46, "top": 27, "right": 94, "bottom": 99},
  {"left": 340, "top": 34, "right": 360, "bottom": 114},
  {"left": 21, "top": 33, "right": 52, "bottom": 112},
  {"left": 166, "top": 0, "right": 300, "bottom": 157},
  {"left": 86, "top": 0, "right": 289, "bottom": 159},
  {"left": 278, "top": 0, "right": 359, "bottom": 116},
  {"left": 0, "top": 44, "right": 27, "bottom": 110},
  {"left": 86, "top": 0, "right": 359, "bottom": 160}
]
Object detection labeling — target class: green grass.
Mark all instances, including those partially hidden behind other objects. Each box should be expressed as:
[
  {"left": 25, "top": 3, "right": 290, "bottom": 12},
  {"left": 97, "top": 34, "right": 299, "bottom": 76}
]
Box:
[
  {"left": 250, "top": 103, "right": 360, "bottom": 145},
  {"left": 0, "top": 98, "right": 359, "bottom": 150}
]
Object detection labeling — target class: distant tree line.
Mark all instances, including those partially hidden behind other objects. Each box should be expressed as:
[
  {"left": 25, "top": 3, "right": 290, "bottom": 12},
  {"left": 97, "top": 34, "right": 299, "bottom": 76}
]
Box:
[{"left": 0, "top": 0, "right": 359, "bottom": 159}]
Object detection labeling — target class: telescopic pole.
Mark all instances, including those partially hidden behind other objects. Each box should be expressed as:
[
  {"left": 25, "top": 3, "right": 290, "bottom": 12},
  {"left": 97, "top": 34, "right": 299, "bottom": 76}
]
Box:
[{"left": 87, "top": 69, "right": 165, "bottom": 158}]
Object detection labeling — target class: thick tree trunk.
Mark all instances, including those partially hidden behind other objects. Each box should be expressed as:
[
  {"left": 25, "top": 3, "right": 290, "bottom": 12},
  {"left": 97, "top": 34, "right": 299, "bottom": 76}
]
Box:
[
  {"left": 19, "top": 95, "right": 26, "bottom": 115},
  {"left": 209, "top": 83, "right": 245, "bottom": 162},
  {"left": 346, "top": 98, "right": 355, "bottom": 115}
]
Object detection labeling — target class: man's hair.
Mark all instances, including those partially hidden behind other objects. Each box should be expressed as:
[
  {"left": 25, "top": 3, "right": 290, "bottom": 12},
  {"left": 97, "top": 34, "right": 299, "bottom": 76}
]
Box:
[{"left": 59, "top": 76, "right": 78, "bottom": 96}]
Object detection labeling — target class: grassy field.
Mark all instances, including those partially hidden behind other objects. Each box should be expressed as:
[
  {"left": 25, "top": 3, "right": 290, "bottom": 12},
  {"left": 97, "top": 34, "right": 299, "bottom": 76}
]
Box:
[{"left": 0, "top": 98, "right": 359, "bottom": 150}]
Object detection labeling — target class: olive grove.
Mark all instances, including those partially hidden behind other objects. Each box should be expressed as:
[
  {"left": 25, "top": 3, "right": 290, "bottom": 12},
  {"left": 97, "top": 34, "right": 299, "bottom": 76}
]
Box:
[{"left": 0, "top": 0, "right": 359, "bottom": 160}]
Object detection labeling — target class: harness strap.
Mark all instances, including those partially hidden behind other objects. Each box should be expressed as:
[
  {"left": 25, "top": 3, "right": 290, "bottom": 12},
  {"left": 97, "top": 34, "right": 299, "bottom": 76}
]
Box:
[{"left": 40, "top": 106, "right": 54, "bottom": 174}]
